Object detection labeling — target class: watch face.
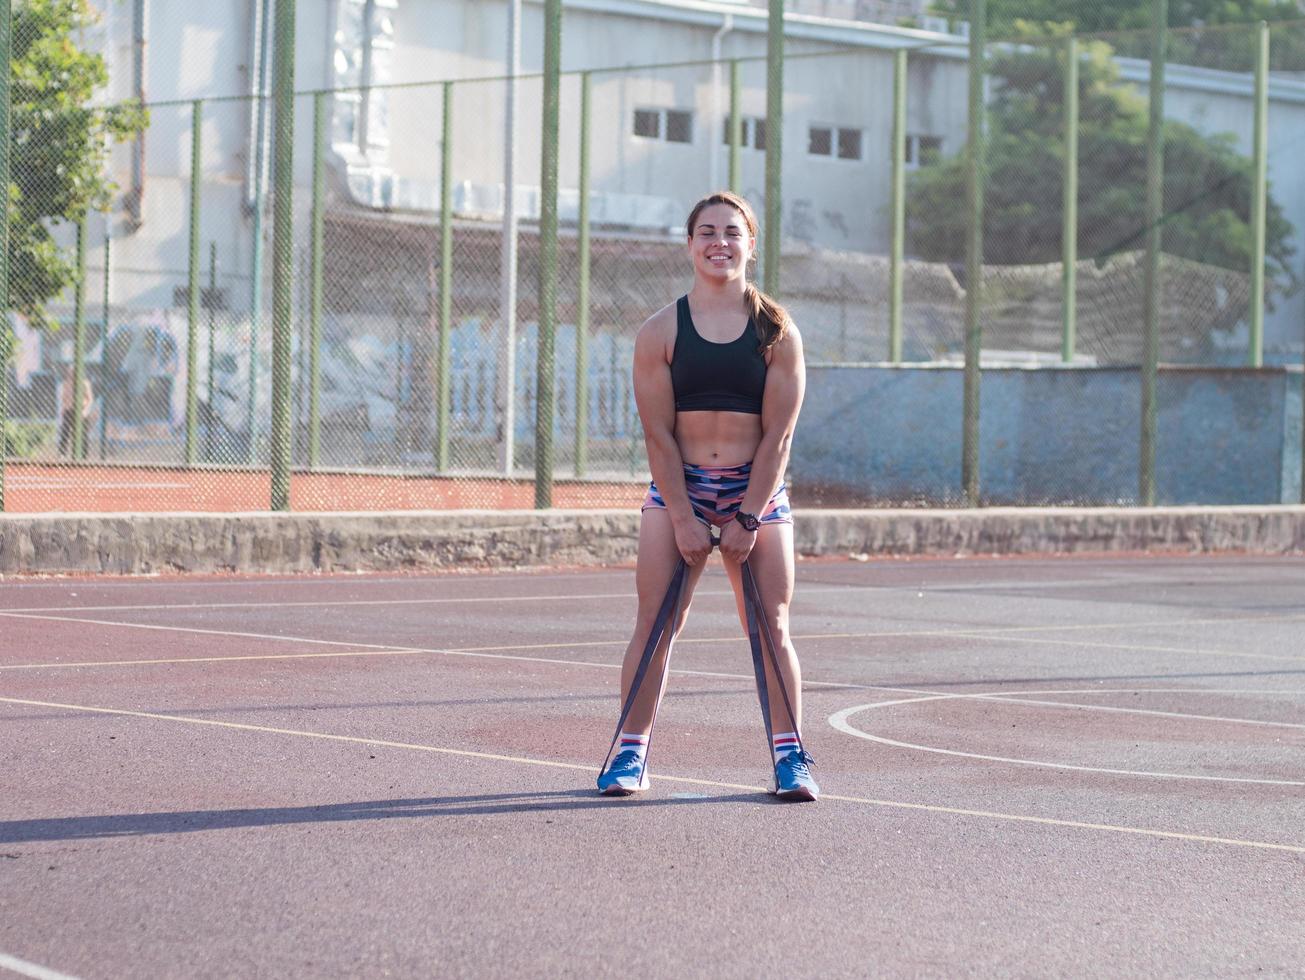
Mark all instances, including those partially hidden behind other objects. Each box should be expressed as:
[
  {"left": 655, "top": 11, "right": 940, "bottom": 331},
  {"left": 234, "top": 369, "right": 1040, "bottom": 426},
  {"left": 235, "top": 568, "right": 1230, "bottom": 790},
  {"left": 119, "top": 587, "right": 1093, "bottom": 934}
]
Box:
[{"left": 736, "top": 511, "right": 760, "bottom": 532}]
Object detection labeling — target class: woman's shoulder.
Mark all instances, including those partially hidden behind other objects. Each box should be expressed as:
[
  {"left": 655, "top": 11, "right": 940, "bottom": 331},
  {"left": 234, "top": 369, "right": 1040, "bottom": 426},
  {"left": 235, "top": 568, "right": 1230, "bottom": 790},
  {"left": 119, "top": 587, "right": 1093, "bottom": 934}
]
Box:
[{"left": 634, "top": 301, "right": 679, "bottom": 349}]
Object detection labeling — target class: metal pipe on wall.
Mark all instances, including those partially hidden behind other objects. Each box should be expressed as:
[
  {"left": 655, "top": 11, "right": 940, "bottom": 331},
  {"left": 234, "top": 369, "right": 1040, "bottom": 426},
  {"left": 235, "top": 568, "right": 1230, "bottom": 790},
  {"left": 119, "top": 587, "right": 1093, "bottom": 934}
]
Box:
[
  {"left": 961, "top": 0, "right": 986, "bottom": 506},
  {"left": 247, "top": 0, "right": 273, "bottom": 464},
  {"left": 1139, "top": 0, "right": 1167, "bottom": 506},
  {"left": 499, "top": 0, "right": 521, "bottom": 476},
  {"left": 1061, "top": 35, "right": 1078, "bottom": 364},
  {"left": 268, "top": 0, "right": 296, "bottom": 511},
  {"left": 536, "top": 0, "right": 562, "bottom": 509},
  {"left": 128, "top": 0, "right": 147, "bottom": 228},
  {"left": 575, "top": 71, "right": 592, "bottom": 478},
  {"left": 763, "top": 0, "right": 784, "bottom": 296},
  {"left": 710, "top": 14, "right": 734, "bottom": 193},
  {"left": 1248, "top": 20, "right": 1268, "bottom": 368},
  {"left": 889, "top": 48, "right": 906, "bottom": 364}
]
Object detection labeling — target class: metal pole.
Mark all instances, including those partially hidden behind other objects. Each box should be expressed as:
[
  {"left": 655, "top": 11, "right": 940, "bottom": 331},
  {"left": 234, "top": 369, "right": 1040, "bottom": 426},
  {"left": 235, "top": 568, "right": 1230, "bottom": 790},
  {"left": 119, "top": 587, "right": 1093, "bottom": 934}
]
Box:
[
  {"left": 185, "top": 100, "right": 203, "bottom": 465},
  {"left": 889, "top": 48, "right": 906, "bottom": 364},
  {"left": 436, "top": 80, "right": 453, "bottom": 472},
  {"left": 763, "top": 0, "right": 784, "bottom": 296},
  {"left": 0, "top": 0, "right": 8, "bottom": 509},
  {"left": 728, "top": 58, "right": 742, "bottom": 194},
  {"left": 99, "top": 232, "right": 111, "bottom": 460},
  {"left": 308, "top": 91, "right": 326, "bottom": 469},
  {"left": 1249, "top": 20, "right": 1268, "bottom": 369},
  {"left": 72, "top": 214, "right": 88, "bottom": 461},
  {"left": 961, "top": 0, "right": 985, "bottom": 506},
  {"left": 205, "top": 240, "right": 217, "bottom": 462},
  {"left": 536, "top": 0, "right": 561, "bottom": 509},
  {"left": 1139, "top": 0, "right": 1166, "bottom": 506},
  {"left": 1062, "top": 35, "right": 1079, "bottom": 364},
  {"left": 268, "top": 0, "right": 296, "bottom": 511},
  {"left": 499, "top": 0, "right": 521, "bottom": 475},
  {"left": 575, "top": 71, "right": 591, "bottom": 478},
  {"left": 247, "top": 0, "right": 273, "bottom": 464}
]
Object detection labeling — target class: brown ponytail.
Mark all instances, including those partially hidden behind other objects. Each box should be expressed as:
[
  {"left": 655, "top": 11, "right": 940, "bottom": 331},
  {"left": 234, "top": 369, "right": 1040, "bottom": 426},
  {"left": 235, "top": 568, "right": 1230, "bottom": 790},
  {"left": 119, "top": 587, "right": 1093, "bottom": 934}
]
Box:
[
  {"left": 745, "top": 282, "right": 790, "bottom": 356},
  {"left": 685, "top": 191, "right": 791, "bottom": 355}
]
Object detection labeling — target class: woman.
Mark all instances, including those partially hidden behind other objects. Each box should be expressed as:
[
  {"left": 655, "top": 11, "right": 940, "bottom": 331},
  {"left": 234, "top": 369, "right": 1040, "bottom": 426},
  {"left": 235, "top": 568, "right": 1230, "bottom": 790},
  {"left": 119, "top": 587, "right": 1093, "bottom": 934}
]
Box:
[{"left": 597, "top": 191, "right": 817, "bottom": 802}]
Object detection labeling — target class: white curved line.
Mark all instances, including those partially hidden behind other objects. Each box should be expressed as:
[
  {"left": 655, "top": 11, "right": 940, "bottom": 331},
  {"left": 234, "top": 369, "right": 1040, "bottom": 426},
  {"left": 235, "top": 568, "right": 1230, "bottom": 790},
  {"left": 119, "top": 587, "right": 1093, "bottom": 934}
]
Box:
[{"left": 829, "top": 688, "right": 1305, "bottom": 787}]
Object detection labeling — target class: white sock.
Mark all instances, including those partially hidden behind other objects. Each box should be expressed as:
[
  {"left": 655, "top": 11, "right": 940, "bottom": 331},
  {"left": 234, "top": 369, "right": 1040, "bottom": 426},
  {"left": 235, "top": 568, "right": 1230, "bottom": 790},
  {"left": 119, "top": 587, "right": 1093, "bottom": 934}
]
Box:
[
  {"left": 616, "top": 732, "right": 649, "bottom": 767},
  {"left": 772, "top": 732, "right": 800, "bottom": 763}
]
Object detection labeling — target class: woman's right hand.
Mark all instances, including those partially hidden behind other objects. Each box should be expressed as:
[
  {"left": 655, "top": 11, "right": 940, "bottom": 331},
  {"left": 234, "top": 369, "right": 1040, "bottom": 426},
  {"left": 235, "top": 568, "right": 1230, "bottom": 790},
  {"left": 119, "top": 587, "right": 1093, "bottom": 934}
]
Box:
[{"left": 673, "top": 517, "right": 713, "bottom": 566}]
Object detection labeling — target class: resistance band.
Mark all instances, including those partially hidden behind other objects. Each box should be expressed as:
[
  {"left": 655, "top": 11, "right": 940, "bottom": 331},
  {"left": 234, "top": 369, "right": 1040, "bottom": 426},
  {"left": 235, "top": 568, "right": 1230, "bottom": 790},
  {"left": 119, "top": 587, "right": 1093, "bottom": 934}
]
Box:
[{"left": 599, "top": 536, "right": 806, "bottom": 777}]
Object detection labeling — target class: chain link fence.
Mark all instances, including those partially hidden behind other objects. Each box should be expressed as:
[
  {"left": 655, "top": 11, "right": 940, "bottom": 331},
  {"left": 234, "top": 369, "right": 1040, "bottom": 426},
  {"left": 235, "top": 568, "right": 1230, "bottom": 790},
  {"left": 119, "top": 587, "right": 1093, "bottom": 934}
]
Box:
[{"left": 1, "top": 5, "right": 1302, "bottom": 511}]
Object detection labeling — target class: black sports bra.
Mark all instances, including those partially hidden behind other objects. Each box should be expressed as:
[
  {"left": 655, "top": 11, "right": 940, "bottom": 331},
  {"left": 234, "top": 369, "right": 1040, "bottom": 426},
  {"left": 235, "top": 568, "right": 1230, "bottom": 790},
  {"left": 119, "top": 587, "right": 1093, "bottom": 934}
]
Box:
[{"left": 670, "top": 296, "right": 767, "bottom": 415}]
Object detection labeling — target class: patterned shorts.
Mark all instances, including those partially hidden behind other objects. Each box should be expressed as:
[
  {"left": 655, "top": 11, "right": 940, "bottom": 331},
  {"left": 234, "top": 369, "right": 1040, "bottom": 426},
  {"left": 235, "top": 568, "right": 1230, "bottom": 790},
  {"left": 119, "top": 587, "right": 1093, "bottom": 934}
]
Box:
[{"left": 641, "top": 461, "right": 792, "bottom": 528}]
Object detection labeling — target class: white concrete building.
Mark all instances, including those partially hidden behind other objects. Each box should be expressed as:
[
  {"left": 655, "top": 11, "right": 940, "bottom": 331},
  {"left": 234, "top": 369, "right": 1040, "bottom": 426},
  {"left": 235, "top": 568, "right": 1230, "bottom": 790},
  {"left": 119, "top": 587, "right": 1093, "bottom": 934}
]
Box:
[{"left": 71, "top": 0, "right": 1302, "bottom": 359}]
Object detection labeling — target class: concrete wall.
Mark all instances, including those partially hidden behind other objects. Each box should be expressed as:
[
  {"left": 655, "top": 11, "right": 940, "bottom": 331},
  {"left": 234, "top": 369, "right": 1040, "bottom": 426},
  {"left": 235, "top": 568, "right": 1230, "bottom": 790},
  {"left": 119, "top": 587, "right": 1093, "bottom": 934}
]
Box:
[
  {"left": 794, "top": 364, "right": 1305, "bottom": 505},
  {"left": 4, "top": 506, "right": 1303, "bottom": 576}
]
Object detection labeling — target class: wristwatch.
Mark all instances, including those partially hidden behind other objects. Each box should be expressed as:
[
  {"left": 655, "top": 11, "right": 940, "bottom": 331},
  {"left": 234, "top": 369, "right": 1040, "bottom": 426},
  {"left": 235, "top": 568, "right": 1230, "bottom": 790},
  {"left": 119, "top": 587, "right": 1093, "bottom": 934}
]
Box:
[{"left": 734, "top": 510, "right": 761, "bottom": 533}]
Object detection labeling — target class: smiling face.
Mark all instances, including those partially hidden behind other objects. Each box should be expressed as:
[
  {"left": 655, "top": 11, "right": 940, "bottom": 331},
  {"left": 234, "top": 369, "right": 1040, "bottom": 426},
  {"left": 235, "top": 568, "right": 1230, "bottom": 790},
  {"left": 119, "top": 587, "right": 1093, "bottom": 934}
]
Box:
[{"left": 687, "top": 202, "right": 755, "bottom": 284}]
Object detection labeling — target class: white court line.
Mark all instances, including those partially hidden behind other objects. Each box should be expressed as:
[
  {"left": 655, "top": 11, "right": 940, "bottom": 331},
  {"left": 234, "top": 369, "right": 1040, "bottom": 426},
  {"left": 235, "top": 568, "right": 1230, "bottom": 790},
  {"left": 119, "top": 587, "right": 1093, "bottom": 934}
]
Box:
[
  {"left": 0, "top": 952, "right": 82, "bottom": 980},
  {"left": 946, "top": 630, "right": 1305, "bottom": 664},
  {"left": 0, "top": 576, "right": 1244, "bottom": 612},
  {"left": 3, "top": 607, "right": 1304, "bottom": 672},
  {"left": 4, "top": 606, "right": 1305, "bottom": 667},
  {"left": 2, "top": 694, "right": 1303, "bottom": 856},
  {"left": 4, "top": 615, "right": 1302, "bottom": 674},
  {"left": 829, "top": 689, "right": 1305, "bottom": 787}
]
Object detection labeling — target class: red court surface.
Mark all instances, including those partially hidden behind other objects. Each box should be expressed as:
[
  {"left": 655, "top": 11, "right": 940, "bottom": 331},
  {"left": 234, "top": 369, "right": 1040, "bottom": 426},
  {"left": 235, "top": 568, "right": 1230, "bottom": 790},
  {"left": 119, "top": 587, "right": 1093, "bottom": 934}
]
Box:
[
  {"left": 2, "top": 462, "right": 646, "bottom": 512},
  {"left": 2, "top": 554, "right": 1303, "bottom": 977}
]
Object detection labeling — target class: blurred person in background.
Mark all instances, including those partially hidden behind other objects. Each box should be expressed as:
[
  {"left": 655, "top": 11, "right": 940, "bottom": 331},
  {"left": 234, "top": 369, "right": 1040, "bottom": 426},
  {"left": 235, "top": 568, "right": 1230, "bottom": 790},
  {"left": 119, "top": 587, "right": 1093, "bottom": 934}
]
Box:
[{"left": 58, "top": 362, "right": 95, "bottom": 458}]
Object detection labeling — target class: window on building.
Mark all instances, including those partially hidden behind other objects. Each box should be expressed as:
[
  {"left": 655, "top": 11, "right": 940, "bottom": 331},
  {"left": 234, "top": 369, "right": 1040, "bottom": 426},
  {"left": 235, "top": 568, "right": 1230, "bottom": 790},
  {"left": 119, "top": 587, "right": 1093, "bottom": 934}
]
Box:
[
  {"left": 837, "top": 127, "right": 862, "bottom": 160},
  {"left": 633, "top": 107, "right": 695, "bottom": 144},
  {"left": 808, "top": 126, "right": 832, "bottom": 156},
  {"left": 633, "top": 109, "right": 661, "bottom": 139},
  {"left": 810, "top": 124, "right": 862, "bottom": 161},
  {"left": 665, "top": 110, "right": 693, "bottom": 144},
  {"left": 331, "top": 0, "right": 398, "bottom": 159},
  {"left": 721, "top": 116, "right": 767, "bottom": 152},
  {"left": 903, "top": 134, "right": 944, "bottom": 168}
]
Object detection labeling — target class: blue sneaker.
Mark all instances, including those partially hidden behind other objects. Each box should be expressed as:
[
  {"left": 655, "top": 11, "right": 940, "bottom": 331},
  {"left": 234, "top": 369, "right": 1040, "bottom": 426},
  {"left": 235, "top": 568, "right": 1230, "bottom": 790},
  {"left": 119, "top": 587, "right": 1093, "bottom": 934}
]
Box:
[
  {"left": 772, "top": 750, "right": 819, "bottom": 802},
  {"left": 597, "top": 749, "right": 650, "bottom": 796}
]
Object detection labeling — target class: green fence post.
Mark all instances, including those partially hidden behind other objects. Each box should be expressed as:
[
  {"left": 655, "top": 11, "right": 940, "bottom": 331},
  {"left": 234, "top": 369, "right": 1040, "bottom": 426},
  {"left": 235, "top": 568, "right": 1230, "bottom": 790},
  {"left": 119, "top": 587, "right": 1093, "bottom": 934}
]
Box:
[
  {"left": 729, "top": 58, "right": 741, "bottom": 194},
  {"left": 575, "top": 70, "right": 591, "bottom": 478},
  {"left": 99, "top": 232, "right": 111, "bottom": 459},
  {"left": 436, "top": 80, "right": 453, "bottom": 473},
  {"left": 763, "top": 0, "right": 784, "bottom": 296},
  {"left": 72, "top": 214, "right": 88, "bottom": 461},
  {"left": 1249, "top": 20, "right": 1268, "bottom": 369},
  {"left": 889, "top": 48, "right": 906, "bottom": 364},
  {"left": 308, "top": 91, "right": 326, "bottom": 469},
  {"left": 536, "top": 0, "right": 561, "bottom": 509},
  {"left": 185, "top": 99, "right": 203, "bottom": 465},
  {"left": 962, "top": 0, "right": 986, "bottom": 506},
  {"left": 205, "top": 240, "right": 217, "bottom": 462},
  {"left": 0, "top": 0, "right": 10, "bottom": 510},
  {"left": 1062, "top": 35, "right": 1079, "bottom": 364},
  {"left": 268, "top": 0, "right": 296, "bottom": 511},
  {"left": 1139, "top": 0, "right": 1166, "bottom": 506}
]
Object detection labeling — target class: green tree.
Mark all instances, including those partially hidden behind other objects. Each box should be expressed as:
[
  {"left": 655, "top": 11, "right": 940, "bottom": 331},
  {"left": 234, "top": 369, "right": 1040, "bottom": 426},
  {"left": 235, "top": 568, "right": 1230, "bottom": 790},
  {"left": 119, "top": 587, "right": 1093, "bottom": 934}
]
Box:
[
  {"left": 928, "top": 0, "right": 1304, "bottom": 36},
  {"left": 7, "top": 0, "right": 145, "bottom": 331},
  {"left": 905, "top": 39, "right": 1297, "bottom": 300}
]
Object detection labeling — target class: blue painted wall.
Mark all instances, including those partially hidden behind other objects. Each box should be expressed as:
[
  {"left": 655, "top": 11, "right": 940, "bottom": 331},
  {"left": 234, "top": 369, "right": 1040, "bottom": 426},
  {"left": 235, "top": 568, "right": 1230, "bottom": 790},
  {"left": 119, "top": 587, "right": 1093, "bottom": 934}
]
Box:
[{"left": 795, "top": 364, "right": 1303, "bottom": 505}]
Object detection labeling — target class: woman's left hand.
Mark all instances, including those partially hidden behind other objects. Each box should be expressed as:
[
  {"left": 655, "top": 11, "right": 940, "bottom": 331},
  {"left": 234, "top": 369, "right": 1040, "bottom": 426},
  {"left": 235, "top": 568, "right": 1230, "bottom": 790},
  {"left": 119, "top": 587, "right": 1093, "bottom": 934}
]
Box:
[{"left": 719, "top": 518, "right": 758, "bottom": 564}]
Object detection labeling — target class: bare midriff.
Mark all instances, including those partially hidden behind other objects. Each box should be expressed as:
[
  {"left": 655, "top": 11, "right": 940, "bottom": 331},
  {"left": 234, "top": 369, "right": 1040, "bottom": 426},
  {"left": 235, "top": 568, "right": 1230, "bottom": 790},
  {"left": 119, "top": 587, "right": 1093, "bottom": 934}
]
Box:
[{"left": 674, "top": 410, "right": 763, "bottom": 467}]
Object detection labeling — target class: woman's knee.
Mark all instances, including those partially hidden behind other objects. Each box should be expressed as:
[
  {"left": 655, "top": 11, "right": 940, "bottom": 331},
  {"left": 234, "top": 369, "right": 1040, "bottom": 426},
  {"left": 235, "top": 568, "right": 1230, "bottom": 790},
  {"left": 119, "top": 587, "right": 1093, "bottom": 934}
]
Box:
[{"left": 634, "top": 599, "right": 693, "bottom": 638}]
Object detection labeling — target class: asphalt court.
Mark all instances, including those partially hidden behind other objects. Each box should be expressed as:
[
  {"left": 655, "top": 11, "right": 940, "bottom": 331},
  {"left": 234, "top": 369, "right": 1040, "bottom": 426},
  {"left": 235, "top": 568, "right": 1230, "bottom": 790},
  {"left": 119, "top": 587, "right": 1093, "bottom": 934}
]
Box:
[{"left": 2, "top": 554, "right": 1303, "bottom": 978}]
